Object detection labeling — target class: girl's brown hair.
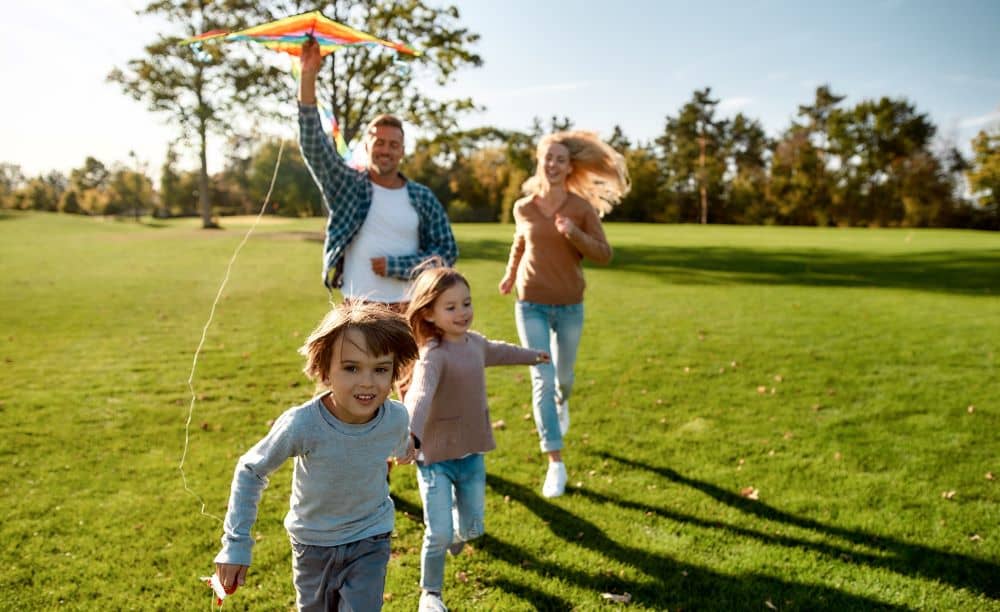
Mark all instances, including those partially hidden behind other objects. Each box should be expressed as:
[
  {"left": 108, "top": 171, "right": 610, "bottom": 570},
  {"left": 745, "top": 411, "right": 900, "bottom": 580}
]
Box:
[
  {"left": 299, "top": 301, "right": 418, "bottom": 385},
  {"left": 405, "top": 267, "right": 471, "bottom": 347}
]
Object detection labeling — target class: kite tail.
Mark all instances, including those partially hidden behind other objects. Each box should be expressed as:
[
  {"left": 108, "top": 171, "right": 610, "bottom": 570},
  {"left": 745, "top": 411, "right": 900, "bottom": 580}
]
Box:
[{"left": 291, "top": 59, "right": 351, "bottom": 161}]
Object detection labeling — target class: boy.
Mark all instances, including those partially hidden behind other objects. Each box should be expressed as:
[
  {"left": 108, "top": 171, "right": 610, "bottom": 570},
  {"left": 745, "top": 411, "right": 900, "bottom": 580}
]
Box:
[{"left": 213, "top": 302, "right": 419, "bottom": 611}]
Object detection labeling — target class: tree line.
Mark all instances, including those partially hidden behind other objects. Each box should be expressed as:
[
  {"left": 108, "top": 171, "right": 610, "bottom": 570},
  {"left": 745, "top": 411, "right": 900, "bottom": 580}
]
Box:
[{"left": 1, "top": 0, "right": 998, "bottom": 229}]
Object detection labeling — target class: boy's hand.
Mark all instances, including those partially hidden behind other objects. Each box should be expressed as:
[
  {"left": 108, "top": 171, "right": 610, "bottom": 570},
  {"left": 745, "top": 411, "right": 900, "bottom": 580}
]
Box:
[
  {"left": 535, "top": 351, "right": 551, "bottom": 364},
  {"left": 215, "top": 563, "right": 248, "bottom": 595}
]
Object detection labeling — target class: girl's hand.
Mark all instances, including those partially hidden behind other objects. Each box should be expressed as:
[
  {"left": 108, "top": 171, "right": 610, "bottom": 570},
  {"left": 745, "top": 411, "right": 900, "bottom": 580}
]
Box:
[
  {"left": 215, "top": 563, "right": 248, "bottom": 595},
  {"left": 554, "top": 214, "right": 577, "bottom": 238},
  {"left": 535, "top": 351, "right": 551, "bottom": 364},
  {"left": 498, "top": 275, "right": 514, "bottom": 295}
]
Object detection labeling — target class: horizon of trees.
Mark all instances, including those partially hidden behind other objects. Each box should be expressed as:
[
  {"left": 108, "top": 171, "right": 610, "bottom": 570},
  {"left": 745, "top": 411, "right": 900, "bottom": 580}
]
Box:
[{"left": 3, "top": 83, "right": 998, "bottom": 229}]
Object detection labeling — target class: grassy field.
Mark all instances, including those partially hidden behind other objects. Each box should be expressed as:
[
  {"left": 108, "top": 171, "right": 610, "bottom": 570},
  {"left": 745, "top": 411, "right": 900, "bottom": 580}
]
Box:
[{"left": 1, "top": 211, "right": 998, "bottom": 611}]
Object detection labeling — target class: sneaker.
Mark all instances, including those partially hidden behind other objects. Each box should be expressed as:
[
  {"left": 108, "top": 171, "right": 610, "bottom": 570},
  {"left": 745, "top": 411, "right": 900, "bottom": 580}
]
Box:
[
  {"left": 542, "top": 461, "right": 567, "bottom": 498},
  {"left": 419, "top": 591, "right": 448, "bottom": 612},
  {"left": 556, "top": 398, "right": 570, "bottom": 436},
  {"left": 447, "top": 540, "right": 465, "bottom": 556}
]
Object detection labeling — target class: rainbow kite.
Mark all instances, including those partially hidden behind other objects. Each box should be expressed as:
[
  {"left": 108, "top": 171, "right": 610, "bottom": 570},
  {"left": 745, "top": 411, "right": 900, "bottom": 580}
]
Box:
[
  {"left": 183, "top": 11, "right": 419, "bottom": 159},
  {"left": 182, "top": 10, "right": 420, "bottom": 58}
]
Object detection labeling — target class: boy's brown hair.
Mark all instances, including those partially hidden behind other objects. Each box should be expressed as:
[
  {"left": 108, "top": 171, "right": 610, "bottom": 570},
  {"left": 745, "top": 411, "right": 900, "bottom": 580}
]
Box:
[{"left": 299, "top": 301, "right": 418, "bottom": 384}]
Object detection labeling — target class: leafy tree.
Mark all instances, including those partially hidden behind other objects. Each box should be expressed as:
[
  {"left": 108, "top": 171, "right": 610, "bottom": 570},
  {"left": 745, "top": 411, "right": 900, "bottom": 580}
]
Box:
[
  {"left": 658, "top": 88, "right": 728, "bottom": 223},
  {"left": 609, "top": 143, "right": 663, "bottom": 222},
  {"left": 109, "top": 0, "right": 282, "bottom": 228},
  {"left": 827, "top": 97, "right": 938, "bottom": 226},
  {"left": 769, "top": 126, "right": 828, "bottom": 225},
  {"left": 724, "top": 113, "right": 770, "bottom": 223},
  {"left": 967, "top": 129, "right": 1000, "bottom": 223},
  {"left": 265, "top": 0, "right": 482, "bottom": 145},
  {"left": 159, "top": 142, "right": 184, "bottom": 216},
  {"left": 105, "top": 167, "right": 155, "bottom": 218},
  {"left": 0, "top": 163, "right": 25, "bottom": 209},
  {"left": 59, "top": 190, "right": 83, "bottom": 214},
  {"left": 246, "top": 139, "right": 318, "bottom": 216},
  {"left": 15, "top": 172, "right": 66, "bottom": 211}
]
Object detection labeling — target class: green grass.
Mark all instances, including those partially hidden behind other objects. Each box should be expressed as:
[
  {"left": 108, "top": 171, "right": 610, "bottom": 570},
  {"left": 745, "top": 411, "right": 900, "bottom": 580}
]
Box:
[{"left": 1, "top": 212, "right": 997, "bottom": 611}]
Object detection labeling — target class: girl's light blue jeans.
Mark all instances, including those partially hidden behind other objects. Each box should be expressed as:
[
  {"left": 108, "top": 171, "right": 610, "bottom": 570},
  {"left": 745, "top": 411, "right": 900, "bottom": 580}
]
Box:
[
  {"left": 416, "top": 453, "right": 486, "bottom": 592},
  {"left": 514, "top": 300, "right": 585, "bottom": 453}
]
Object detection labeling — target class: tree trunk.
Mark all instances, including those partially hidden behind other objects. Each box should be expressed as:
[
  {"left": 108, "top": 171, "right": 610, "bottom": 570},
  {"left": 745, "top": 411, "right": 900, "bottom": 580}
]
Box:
[
  {"left": 699, "top": 134, "right": 708, "bottom": 224},
  {"left": 198, "top": 118, "right": 217, "bottom": 229}
]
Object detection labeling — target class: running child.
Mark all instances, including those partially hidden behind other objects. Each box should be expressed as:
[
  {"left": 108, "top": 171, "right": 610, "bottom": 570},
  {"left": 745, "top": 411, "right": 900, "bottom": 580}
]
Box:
[
  {"left": 403, "top": 267, "right": 549, "bottom": 612},
  {"left": 212, "top": 301, "right": 419, "bottom": 611}
]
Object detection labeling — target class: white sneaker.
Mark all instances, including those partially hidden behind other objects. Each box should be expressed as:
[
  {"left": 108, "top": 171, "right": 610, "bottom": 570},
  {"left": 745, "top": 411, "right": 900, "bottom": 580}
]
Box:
[
  {"left": 542, "top": 461, "right": 567, "bottom": 498},
  {"left": 556, "top": 398, "right": 570, "bottom": 436},
  {"left": 419, "top": 591, "right": 448, "bottom": 612}
]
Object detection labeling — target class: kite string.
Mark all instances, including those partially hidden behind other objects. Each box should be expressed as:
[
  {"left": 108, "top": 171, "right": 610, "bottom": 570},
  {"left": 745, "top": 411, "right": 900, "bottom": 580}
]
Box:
[{"left": 179, "top": 140, "right": 287, "bottom": 522}]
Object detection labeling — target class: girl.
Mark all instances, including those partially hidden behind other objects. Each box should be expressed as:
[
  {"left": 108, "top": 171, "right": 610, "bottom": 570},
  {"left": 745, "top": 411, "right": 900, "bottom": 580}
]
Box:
[
  {"left": 498, "top": 131, "right": 630, "bottom": 498},
  {"left": 404, "top": 267, "right": 548, "bottom": 612}
]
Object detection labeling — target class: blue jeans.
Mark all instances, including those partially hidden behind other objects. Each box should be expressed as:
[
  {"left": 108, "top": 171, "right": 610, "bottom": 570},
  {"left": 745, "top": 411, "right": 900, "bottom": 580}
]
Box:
[
  {"left": 515, "top": 300, "right": 585, "bottom": 453},
  {"left": 416, "top": 453, "right": 486, "bottom": 592}
]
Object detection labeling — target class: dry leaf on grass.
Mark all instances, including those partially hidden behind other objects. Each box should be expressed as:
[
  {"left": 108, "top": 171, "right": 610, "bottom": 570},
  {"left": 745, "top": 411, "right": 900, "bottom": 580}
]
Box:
[
  {"left": 765, "top": 599, "right": 778, "bottom": 610},
  {"left": 757, "top": 385, "right": 767, "bottom": 394},
  {"left": 986, "top": 472, "right": 995, "bottom": 481},
  {"left": 740, "top": 486, "right": 760, "bottom": 500},
  {"left": 455, "top": 571, "right": 468, "bottom": 583},
  {"left": 491, "top": 419, "right": 506, "bottom": 430},
  {"left": 942, "top": 490, "right": 957, "bottom": 500},
  {"left": 970, "top": 534, "right": 982, "bottom": 542},
  {"left": 600, "top": 592, "right": 632, "bottom": 604},
  {"left": 967, "top": 405, "right": 975, "bottom": 414}
]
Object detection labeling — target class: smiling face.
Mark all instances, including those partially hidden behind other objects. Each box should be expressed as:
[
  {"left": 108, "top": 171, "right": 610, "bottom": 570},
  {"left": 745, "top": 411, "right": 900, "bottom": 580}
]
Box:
[
  {"left": 323, "top": 328, "right": 395, "bottom": 424},
  {"left": 424, "top": 281, "right": 473, "bottom": 343},
  {"left": 365, "top": 124, "right": 405, "bottom": 178},
  {"left": 538, "top": 141, "right": 572, "bottom": 187}
]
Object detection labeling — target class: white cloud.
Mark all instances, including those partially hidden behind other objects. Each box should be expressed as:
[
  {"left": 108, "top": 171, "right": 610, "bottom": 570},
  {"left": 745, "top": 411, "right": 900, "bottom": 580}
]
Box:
[
  {"left": 957, "top": 110, "right": 1000, "bottom": 129},
  {"left": 717, "top": 97, "right": 754, "bottom": 113}
]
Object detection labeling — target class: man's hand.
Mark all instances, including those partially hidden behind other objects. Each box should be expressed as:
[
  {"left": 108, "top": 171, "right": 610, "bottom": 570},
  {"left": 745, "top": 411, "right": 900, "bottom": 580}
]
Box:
[
  {"left": 498, "top": 275, "right": 514, "bottom": 295},
  {"left": 215, "top": 563, "right": 248, "bottom": 595},
  {"left": 298, "top": 39, "right": 321, "bottom": 104},
  {"left": 300, "top": 38, "right": 322, "bottom": 76},
  {"left": 371, "top": 257, "right": 387, "bottom": 277}
]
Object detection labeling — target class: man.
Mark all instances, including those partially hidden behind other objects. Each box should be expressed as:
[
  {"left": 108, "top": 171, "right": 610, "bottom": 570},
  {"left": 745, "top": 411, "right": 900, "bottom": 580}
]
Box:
[{"left": 298, "top": 38, "right": 457, "bottom": 309}]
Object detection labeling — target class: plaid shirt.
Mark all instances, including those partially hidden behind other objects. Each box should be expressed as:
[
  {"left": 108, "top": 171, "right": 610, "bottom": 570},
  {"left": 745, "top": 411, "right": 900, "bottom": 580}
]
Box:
[{"left": 298, "top": 104, "right": 457, "bottom": 289}]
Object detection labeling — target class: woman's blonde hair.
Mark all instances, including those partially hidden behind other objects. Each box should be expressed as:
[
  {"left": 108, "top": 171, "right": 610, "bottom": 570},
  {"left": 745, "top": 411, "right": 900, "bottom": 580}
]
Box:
[
  {"left": 405, "top": 267, "right": 471, "bottom": 347},
  {"left": 299, "top": 301, "right": 418, "bottom": 385},
  {"left": 522, "top": 130, "right": 631, "bottom": 216}
]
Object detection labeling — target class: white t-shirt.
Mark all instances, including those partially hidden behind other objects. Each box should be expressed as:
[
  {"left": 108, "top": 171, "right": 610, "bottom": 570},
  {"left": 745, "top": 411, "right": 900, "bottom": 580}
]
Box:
[{"left": 341, "top": 183, "right": 419, "bottom": 302}]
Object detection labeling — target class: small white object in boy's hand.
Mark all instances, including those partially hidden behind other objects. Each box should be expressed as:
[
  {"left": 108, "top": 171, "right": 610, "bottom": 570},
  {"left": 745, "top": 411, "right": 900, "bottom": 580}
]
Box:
[{"left": 201, "top": 574, "right": 228, "bottom": 603}]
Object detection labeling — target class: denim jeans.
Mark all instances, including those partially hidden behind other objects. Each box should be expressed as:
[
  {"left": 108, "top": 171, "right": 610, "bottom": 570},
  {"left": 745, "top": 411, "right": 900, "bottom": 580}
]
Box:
[
  {"left": 514, "top": 300, "right": 585, "bottom": 453},
  {"left": 416, "top": 453, "right": 486, "bottom": 592},
  {"left": 290, "top": 532, "right": 391, "bottom": 611}
]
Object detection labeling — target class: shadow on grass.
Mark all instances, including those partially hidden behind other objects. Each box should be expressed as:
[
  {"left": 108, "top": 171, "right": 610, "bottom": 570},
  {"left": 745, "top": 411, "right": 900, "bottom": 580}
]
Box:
[
  {"left": 458, "top": 238, "right": 1000, "bottom": 296},
  {"left": 595, "top": 451, "right": 999, "bottom": 601},
  {"left": 485, "top": 473, "right": 906, "bottom": 611}
]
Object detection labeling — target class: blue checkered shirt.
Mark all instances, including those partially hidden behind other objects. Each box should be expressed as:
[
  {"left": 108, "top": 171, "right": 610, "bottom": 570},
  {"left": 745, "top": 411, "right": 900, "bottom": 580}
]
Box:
[{"left": 298, "top": 103, "right": 457, "bottom": 289}]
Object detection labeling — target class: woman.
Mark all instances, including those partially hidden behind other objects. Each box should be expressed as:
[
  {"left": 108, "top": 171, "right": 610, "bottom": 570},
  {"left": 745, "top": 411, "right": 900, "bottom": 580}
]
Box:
[{"left": 498, "top": 131, "right": 629, "bottom": 498}]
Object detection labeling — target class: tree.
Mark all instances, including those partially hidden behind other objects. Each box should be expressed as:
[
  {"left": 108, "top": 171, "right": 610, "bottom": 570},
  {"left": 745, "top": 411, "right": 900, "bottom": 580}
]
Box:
[
  {"left": 159, "top": 142, "right": 184, "bottom": 216},
  {"left": 967, "top": 129, "right": 1000, "bottom": 227},
  {"left": 0, "top": 163, "right": 25, "bottom": 209},
  {"left": 246, "top": 139, "right": 318, "bottom": 216},
  {"left": 109, "top": 0, "right": 282, "bottom": 228},
  {"left": 658, "top": 88, "right": 727, "bottom": 223},
  {"left": 827, "top": 97, "right": 938, "bottom": 226},
  {"left": 265, "top": 0, "right": 482, "bottom": 144},
  {"left": 724, "top": 113, "right": 770, "bottom": 223}
]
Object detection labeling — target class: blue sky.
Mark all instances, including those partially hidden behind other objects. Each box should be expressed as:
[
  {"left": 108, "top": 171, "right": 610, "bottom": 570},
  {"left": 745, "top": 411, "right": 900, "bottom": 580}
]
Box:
[{"left": 2, "top": 0, "right": 998, "bottom": 179}]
